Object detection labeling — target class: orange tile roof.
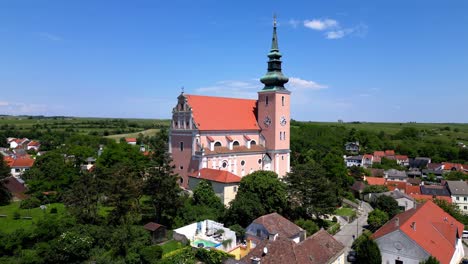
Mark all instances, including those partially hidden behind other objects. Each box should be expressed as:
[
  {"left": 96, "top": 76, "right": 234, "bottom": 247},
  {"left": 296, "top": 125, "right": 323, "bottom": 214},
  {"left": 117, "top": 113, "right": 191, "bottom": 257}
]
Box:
[
  {"left": 385, "top": 150, "right": 395, "bottom": 156},
  {"left": 125, "top": 138, "right": 137, "bottom": 142},
  {"left": 188, "top": 168, "right": 241, "bottom": 183},
  {"left": 226, "top": 135, "right": 233, "bottom": 141},
  {"left": 373, "top": 201, "right": 463, "bottom": 264},
  {"left": 27, "top": 141, "right": 40, "bottom": 146},
  {"left": 395, "top": 155, "right": 408, "bottom": 160},
  {"left": 442, "top": 162, "right": 465, "bottom": 172},
  {"left": 386, "top": 181, "right": 409, "bottom": 192},
  {"left": 363, "top": 154, "right": 373, "bottom": 159},
  {"left": 3, "top": 156, "right": 14, "bottom": 167},
  {"left": 373, "top": 151, "right": 385, "bottom": 157},
  {"left": 243, "top": 134, "right": 251, "bottom": 141},
  {"left": 365, "top": 176, "right": 386, "bottom": 185},
  {"left": 185, "top": 94, "right": 259, "bottom": 131},
  {"left": 406, "top": 185, "right": 421, "bottom": 195},
  {"left": 409, "top": 194, "right": 452, "bottom": 204},
  {"left": 206, "top": 136, "right": 215, "bottom": 142},
  {"left": 11, "top": 158, "right": 35, "bottom": 168}
]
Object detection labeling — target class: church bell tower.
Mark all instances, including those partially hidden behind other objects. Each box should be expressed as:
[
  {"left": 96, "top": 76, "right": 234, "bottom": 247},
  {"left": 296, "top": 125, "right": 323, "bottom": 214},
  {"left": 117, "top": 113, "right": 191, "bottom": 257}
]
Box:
[{"left": 257, "top": 16, "right": 291, "bottom": 177}]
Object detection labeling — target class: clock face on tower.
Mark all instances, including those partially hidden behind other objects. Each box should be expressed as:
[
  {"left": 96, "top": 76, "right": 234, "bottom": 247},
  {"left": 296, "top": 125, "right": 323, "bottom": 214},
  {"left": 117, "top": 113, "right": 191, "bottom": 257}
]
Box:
[
  {"left": 280, "top": 116, "right": 287, "bottom": 126},
  {"left": 263, "top": 116, "right": 272, "bottom": 127}
]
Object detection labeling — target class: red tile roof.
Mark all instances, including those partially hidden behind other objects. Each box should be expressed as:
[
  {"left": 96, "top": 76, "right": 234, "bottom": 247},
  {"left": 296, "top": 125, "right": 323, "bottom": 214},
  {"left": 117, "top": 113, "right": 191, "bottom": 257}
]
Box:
[
  {"left": 185, "top": 94, "right": 259, "bottom": 131},
  {"left": 1, "top": 176, "right": 28, "bottom": 199},
  {"left": 3, "top": 156, "right": 14, "bottom": 167},
  {"left": 373, "top": 201, "right": 463, "bottom": 264},
  {"left": 385, "top": 150, "right": 395, "bottom": 156},
  {"left": 386, "top": 181, "right": 410, "bottom": 192},
  {"left": 243, "top": 134, "right": 251, "bottom": 141},
  {"left": 365, "top": 176, "right": 386, "bottom": 186},
  {"left": 226, "top": 135, "right": 233, "bottom": 141},
  {"left": 206, "top": 136, "right": 215, "bottom": 142},
  {"left": 11, "top": 158, "right": 35, "bottom": 168},
  {"left": 442, "top": 162, "right": 465, "bottom": 172},
  {"left": 27, "top": 141, "right": 40, "bottom": 147},
  {"left": 125, "top": 138, "right": 137, "bottom": 142},
  {"left": 373, "top": 151, "right": 385, "bottom": 157},
  {"left": 363, "top": 154, "right": 373, "bottom": 160},
  {"left": 243, "top": 229, "right": 344, "bottom": 264},
  {"left": 395, "top": 155, "right": 408, "bottom": 160},
  {"left": 188, "top": 168, "right": 241, "bottom": 183},
  {"left": 406, "top": 185, "right": 421, "bottom": 195},
  {"left": 409, "top": 194, "right": 452, "bottom": 204}
]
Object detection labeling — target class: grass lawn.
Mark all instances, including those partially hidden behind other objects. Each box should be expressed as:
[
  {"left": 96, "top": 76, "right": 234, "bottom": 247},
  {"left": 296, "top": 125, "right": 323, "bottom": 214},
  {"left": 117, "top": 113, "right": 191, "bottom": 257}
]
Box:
[
  {"left": 0, "top": 202, "right": 65, "bottom": 233},
  {"left": 335, "top": 207, "right": 356, "bottom": 217},
  {"left": 105, "top": 128, "right": 160, "bottom": 141},
  {"left": 160, "top": 240, "right": 184, "bottom": 255}
]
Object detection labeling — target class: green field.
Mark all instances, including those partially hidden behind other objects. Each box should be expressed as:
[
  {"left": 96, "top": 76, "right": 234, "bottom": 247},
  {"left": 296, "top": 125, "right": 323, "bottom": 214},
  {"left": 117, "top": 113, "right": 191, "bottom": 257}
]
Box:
[
  {"left": 0, "top": 202, "right": 65, "bottom": 233},
  {"left": 105, "top": 128, "right": 161, "bottom": 141}
]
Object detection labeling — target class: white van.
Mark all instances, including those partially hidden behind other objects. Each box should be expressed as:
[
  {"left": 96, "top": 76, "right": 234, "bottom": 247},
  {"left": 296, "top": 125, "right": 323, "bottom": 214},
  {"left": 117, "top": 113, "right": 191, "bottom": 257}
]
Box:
[{"left": 462, "top": 230, "right": 468, "bottom": 239}]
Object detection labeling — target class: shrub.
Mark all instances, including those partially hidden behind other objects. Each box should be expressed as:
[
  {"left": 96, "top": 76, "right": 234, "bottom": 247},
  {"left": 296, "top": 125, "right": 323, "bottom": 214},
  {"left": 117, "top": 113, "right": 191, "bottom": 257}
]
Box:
[
  {"left": 50, "top": 208, "right": 58, "bottom": 214},
  {"left": 140, "top": 245, "right": 163, "bottom": 264},
  {"left": 20, "top": 197, "right": 41, "bottom": 209},
  {"left": 13, "top": 211, "right": 21, "bottom": 220}
]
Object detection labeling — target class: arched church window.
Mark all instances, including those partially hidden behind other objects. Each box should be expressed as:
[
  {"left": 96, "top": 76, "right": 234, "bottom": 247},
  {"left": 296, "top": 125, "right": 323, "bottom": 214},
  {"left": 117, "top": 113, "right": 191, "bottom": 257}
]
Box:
[
  {"left": 241, "top": 160, "right": 245, "bottom": 166},
  {"left": 214, "top": 142, "right": 222, "bottom": 147},
  {"left": 222, "top": 161, "right": 228, "bottom": 168},
  {"left": 251, "top": 140, "right": 256, "bottom": 145},
  {"left": 180, "top": 142, "right": 184, "bottom": 151},
  {"left": 233, "top": 141, "right": 240, "bottom": 146}
]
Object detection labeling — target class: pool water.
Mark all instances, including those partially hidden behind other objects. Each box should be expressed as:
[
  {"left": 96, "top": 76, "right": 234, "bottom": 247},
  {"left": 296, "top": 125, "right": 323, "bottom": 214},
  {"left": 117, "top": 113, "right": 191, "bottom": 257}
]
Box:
[{"left": 192, "top": 239, "right": 221, "bottom": 248}]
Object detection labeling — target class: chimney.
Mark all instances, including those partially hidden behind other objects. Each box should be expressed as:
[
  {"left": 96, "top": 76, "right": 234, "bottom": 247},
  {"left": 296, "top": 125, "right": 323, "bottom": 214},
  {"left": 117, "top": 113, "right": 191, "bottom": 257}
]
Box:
[
  {"left": 395, "top": 217, "right": 400, "bottom": 227},
  {"left": 411, "top": 221, "right": 416, "bottom": 231}
]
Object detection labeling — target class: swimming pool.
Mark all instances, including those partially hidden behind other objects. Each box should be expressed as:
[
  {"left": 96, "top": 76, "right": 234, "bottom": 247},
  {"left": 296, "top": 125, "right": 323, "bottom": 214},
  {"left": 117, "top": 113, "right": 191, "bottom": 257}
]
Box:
[{"left": 192, "top": 239, "right": 221, "bottom": 248}]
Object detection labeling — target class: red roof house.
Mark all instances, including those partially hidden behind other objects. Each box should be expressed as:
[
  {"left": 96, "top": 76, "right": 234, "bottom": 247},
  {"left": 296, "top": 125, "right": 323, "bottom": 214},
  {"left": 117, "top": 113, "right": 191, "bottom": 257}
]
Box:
[
  {"left": 372, "top": 200, "right": 464, "bottom": 264},
  {"left": 188, "top": 168, "right": 242, "bottom": 206},
  {"left": 365, "top": 176, "right": 386, "bottom": 186}
]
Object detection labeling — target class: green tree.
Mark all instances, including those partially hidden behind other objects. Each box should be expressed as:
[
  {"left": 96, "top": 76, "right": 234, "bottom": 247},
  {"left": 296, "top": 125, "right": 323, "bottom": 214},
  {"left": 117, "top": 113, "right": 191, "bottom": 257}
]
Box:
[
  {"left": 362, "top": 185, "right": 388, "bottom": 195},
  {"left": 445, "top": 171, "right": 467, "bottom": 181},
  {"left": 63, "top": 171, "right": 101, "bottom": 224},
  {"left": 321, "top": 152, "right": 353, "bottom": 189},
  {"left": 374, "top": 195, "right": 400, "bottom": 218},
  {"left": 367, "top": 209, "right": 389, "bottom": 229},
  {"left": 193, "top": 180, "right": 224, "bottom": 211},
  {"left": 284, "top": 163, "right": 339, "bottom": 220},
  {"left": 294, "top": 219, "right": 319, "bottom": 236},
  {"left": 419, "top": 256, "right": 440, "bottom": 264},
  {"left": 225, "top": 171, "right": 287, "bottom": 227},
  {"left": 0, "top": 153, "right": 12, "bottom": 205},
  {"left": 352, "top": 231, "right": 381, "bottom": 264}
]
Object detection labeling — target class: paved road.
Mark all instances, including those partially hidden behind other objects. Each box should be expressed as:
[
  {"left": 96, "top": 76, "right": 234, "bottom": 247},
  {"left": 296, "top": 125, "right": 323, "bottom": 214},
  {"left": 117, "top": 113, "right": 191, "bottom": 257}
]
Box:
[{"left": 333, "top": 201, "right": 373, "bottom": 259}]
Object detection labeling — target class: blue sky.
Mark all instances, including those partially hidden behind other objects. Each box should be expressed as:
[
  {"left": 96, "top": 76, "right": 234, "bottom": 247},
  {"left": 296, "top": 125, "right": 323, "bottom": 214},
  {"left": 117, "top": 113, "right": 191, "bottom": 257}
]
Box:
[{"left": 1, "top": 0, "right": 467, "bottom": 122}]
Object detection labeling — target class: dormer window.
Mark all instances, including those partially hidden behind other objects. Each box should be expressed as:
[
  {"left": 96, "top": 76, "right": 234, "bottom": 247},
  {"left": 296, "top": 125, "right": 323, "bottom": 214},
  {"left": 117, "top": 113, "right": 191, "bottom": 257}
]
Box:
[{"left": 214, "top": 142, "right": 222, "bottom": 147}]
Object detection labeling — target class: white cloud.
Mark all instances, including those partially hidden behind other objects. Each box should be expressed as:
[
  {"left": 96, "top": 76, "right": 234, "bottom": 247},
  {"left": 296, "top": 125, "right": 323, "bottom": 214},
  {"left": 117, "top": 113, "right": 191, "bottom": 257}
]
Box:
[
  {"left": 0, "top": 101, "right": 48, "bottom": 114},
  {"left": 288, "top": 19, "right": 301, "bottom": 28},
  {"left": 195, "top": 80, "right": 261, "bottom": 99},
  {"left": 36, "top": 32, "right": 63, "bottom": 41},
  {"left": 304, "top": 19, "right": 338, "bottom": 31},
  {"left": 288, "top": 77, "right": 328, "bottom": 90}
]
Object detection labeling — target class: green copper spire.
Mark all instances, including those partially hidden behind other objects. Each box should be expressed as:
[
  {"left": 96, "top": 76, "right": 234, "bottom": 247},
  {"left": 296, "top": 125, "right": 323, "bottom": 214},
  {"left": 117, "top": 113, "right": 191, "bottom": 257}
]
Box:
[{"left": 260, "top": 15, "right": 289, "bottom": 91}]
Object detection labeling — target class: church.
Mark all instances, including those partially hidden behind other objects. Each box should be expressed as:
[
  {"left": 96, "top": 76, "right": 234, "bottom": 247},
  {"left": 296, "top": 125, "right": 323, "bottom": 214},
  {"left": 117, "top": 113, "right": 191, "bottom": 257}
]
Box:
[{"left": 169, "top": 19, "right": 291, "bottom": 201}]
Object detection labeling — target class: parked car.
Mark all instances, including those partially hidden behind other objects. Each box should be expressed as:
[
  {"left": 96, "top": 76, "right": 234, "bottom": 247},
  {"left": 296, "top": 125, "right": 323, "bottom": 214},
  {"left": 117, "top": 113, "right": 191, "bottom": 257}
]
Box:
[{"left": 347, "top": 251, "right": 357, "bottom": 262}]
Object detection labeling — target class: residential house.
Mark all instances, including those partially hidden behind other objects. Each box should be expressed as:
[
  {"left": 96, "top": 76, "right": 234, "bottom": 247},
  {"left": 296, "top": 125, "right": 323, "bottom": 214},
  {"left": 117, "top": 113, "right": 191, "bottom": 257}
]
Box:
[
  {"left": 10, "top": 157, "right": 35, "bottom": 178},
  {"left": 407, "top": 178, "right": 422, "bottom": 186},
  {"left": 385, "top": 150, "right": 395, "bottom": 156},
  {"left": 410, "top": 157, "right": 431, "bottom": 169},
  {"left": 345, "top": 141, "right": 360, "bottom": 154},
  {"left": 362, "top": 154, "right": 373, "bottom": 167},
  {"left": 344, "top": 155, "right": 362, "bottom": 167},
  {"left": 81, "top": 157, "right": 96, "bottom": 171},
  {"left": 245, "top": 213, "right": 306, "bottom": 246},
  {"left": 173, "top": 219, "right": 237, "bottom": 252},
  {"left": 26, "top": 141, "right": 41, "bottom": 151},
  {"left": 188, "top": 168, "right": 241, "bottom": 206},
  {"left": 364, "top": 176, "right": 386, "bottom": 186},
  {"left": 373, "top": 151, "right": 385, "bottom": 164},
  {"left": 125, "top": 138, "right": 137, "bottom": 145},
  {"left": 241, "top": 229, "right": 345, "bottom": 264},
  {"left": 441, "top": 162, "right": 466, "bottom": 173},
  {"left": 446, "top": 180, "right": 468, "bottom": 214},
  {"left": 368, "top": 168, "right": 385, "bottom": 177},
  {"left": 8, "top": 138, "right": 29, "bottom": 149},
  {"left": 422, "top": 169, "right": 444, "bottom": 180},
  {"left": 421, "top": 185, "right": 451, "bottom": 197},
  {"left": 169, "top": 21, "right": 291, "bottom": 189},
  {"left": 396, "top": 155, "right": 410, "bottom": 166},
  {"left": 372, "top": 200, "right": 465, "bottom": 264},
  {"left": 350, "top": 181, "right": 366, "bottom": 199},
  {"left": 385, "top": 169, "right": 408, "bottom": 182},
  {"left": 1, "top": 176, "right": 28, "bottom": 200},
  {"left": 407, "top": 168, "right": 422, "bottom": 179},
  {"left": 386, "top": 181, "right": 410, "bottom": 193},
  {"left": 372, "top": 190, "right": 416, "bottom": 211}
]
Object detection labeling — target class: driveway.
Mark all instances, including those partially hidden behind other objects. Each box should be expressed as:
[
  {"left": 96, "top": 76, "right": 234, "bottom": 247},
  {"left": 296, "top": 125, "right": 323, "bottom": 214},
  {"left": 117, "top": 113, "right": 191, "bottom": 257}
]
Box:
[{"left": 333, "top": 200, "right": 373, "bottom": 257}]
